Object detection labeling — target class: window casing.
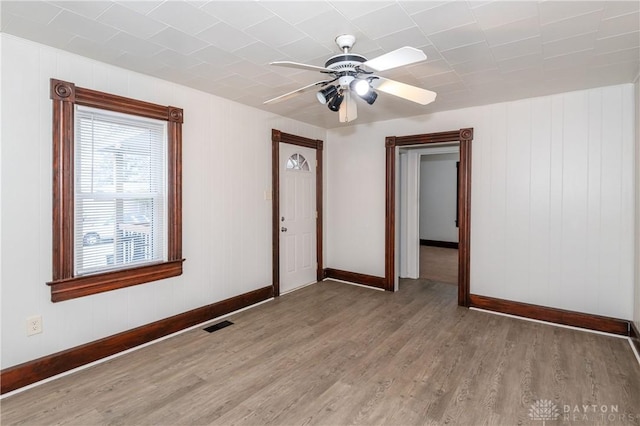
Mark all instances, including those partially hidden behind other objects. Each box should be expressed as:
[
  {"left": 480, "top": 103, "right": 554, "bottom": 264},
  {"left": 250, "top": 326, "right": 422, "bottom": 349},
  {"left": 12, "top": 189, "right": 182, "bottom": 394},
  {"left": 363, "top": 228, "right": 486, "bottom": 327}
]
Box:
[{"left": 48, "top": 79, "right": 184, "bottom": 302}]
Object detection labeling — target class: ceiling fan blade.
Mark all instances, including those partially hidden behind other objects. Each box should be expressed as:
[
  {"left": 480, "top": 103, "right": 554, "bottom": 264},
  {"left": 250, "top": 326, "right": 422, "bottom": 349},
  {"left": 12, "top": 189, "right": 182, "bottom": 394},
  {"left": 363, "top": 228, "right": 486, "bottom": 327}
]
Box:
[
  {"left": 269, "top": 61, "right": 333, "bottom": 73},
  {"left": 372, "top": 77, "right": 437, "bottom": 105},
  {"left": 264, "top": 80, "right": 330, "bottom": 104},
  {"left": 363, "top": 47, "right": 427, "bottom": 72},
  {"left": 339, "top": 91, "right": 358, "bottom": 123}
]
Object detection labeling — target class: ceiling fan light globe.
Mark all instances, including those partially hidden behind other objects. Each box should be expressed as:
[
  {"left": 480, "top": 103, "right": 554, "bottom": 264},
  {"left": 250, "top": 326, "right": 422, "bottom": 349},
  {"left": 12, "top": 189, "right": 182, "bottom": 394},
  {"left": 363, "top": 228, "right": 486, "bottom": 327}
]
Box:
[{"left": 351, "top": 79, "right": 370, "bottom": 96}]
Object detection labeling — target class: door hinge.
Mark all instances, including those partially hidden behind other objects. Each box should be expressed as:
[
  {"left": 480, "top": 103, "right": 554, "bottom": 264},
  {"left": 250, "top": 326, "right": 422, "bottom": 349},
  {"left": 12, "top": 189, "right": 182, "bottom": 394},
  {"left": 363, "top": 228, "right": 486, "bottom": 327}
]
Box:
[{"left": 315, "top": 211, "right": 318, "bottom": 219}]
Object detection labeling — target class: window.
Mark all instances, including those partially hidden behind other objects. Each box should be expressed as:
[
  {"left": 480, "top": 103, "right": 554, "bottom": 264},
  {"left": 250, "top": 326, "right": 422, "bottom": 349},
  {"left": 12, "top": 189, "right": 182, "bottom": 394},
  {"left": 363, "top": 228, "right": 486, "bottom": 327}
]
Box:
[
  {"left": 48, "top": 79, "right": 184, "bottom": 302},
  {"left": 286, "top": 153, "right": 310, "bottom": 171}
]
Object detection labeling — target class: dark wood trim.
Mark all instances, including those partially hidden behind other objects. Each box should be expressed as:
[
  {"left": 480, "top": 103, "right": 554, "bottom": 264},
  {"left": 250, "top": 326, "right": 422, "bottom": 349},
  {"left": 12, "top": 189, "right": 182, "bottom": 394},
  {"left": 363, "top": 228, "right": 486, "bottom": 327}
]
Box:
[
  {"left": 271, "top": 130, "right": 324, "bottom": 297},
  {"left": 631, "top": 322, "right": 640, "bottom": 359},
  {"left": 1, "top": 286, "right": 273, "bottom": 395},
  {"left": 48, "top": 78, "right": 183, "bottom": 301},
  {"left": 271, "top": 131, "right": 281, "bottom": 296},
  {"left": 324, "top": 268, "right": 386, "bottom": 289},
  {"left": 420, "top": 239, "right": 459, "bottom": 249},
  {"left": 469, "top": 294, "right": 630, "bottom": 336},
  {"left": 385, "top": 128, "right": 472, "bottom": 306},
  {"left": 316, "top": 141, "right": 324, "bottom": 283},
  {"left": 384, "top": 137, "right": 396, "bottom": 292},
  {"left": 47, "top": 260, "right": 185, "bottom": 302}
]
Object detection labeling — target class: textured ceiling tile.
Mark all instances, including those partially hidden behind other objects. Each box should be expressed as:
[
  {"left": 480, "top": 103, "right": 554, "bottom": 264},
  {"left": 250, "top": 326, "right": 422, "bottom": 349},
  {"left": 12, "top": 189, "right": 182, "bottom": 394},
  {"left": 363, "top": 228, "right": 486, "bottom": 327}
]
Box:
[
  {"left": 295, "top": 9, "right": 356, "bottom": 43},
  {"left": 50, "top": 1, "right": 112, "bottom": 19},
  {"left": 440, "top": 41, "right": 492, "bottom": 65},
  {"left": 497, "top": 52, "right": 544, "bottom": 73},
  {"left": 410, "top": 1, "right": 476, "bottom": 36},
  {"left": 453, "top": 56, "right": 497, "bottom": 75},
  {"left": 109, "top": 32, "right": 165, "bottom": 58},
  {"left": 2, "top": 0, "right": 639, "bottom": 129},
  {"left": 2, "top": 1, "right": 62, "bottom": 24},
  {"left": 543, "top": 48, "right": 594, "bottom": 70},
  {"left": 590, "top": 47, "right": 640, "bottom": 67},
  {"left": 115, "top": 1, "right": 163, "bottom": 15},
  {"left": 65, "top": 35, "right": 124, "bottom": 62},
  {"left": 352, "top": 4, "right": 416, "bottom": 39},
  {"left": 149, "top": 27, "right": 209, "bottom": 55},
  {"left": 97, "top": 3, "right": 166, "bottom": 39},
  {"left": 491, "top": 36, "right": 542, "bottom": 61},
  {"left": 594, "top": 31, "right": 640, "bottom": 55},
  {"left": 417, "top": 70, "right": 462, "bottom": 88},
  {"left": 406, "top": 59, "right": 454, "bottom": 78},
  {"left": 471, "top": 1, "right": 539, "bottom": 30},
  {"left": 148, "top": 1, "right": 217, "bottom": 35},
  {"left": 49, "top": 10, "right": 118, "bottom": 43},
  {"left": 427, "top": 22, "right": 485, "bottom": 51},
  {"left": 152, "top": 49, "right": 205, "bottom": 70},
  {"left": 538, "top": 1, "right": 606, "bottom": 25},
  {"left": 222, "top": 60, "right": 270, "bottom": 79},
  {"left": 195, "top": 21, "right": 256, "bottom": 52},
  {"left": 540, "top": 10, "right": 603, "bottom": 43},
  {"left": 278, "top": 37, "right": 334, "bottom": 62},
  {"left": 233, "top": 41, "right": 289, "bottom": 64},
  {"left": 543, "top": 32, "right": 597, "bottom": 58},
  {"left": 262, "top": 1, "right": 334, "bottom": 25},
  {"left": 603, "top": 1, "right": 640, "bottom": 19},
  {"left": 245, "top": 16, "right": 306, "bottom": 48},
  {"left": 190, "top": 45, "right": 240, "bottom": 66},
  {"left": 200, "top": 1, "right": 274, "bottom": 29},
  {"left": 2, "top": 13, "right": 74, "bottom": 48},
  {"left": 460, "top": 68, "right": 504, "bottom": 87},
  {"left": 330, "top": 1, "right": 394, "bottom": 20},
  {"left": 373, "top": 26, "right": 430, "bottom": 51},
  {"left": 598, "top": 12, "right": 640, "bottom": 39},
  {"left": 483, "top": 16, "right": 540, "bottom": 46}
]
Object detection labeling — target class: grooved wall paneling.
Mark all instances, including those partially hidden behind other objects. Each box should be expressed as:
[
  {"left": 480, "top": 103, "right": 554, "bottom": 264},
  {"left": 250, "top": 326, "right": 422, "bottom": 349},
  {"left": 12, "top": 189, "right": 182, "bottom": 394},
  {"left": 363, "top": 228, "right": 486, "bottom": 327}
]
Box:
[
  {"left": 326, "top": 84, "right": 635, "bottom": 320},
  {"left": 0, "top": 34, "right": 325, "bottom": 370}
]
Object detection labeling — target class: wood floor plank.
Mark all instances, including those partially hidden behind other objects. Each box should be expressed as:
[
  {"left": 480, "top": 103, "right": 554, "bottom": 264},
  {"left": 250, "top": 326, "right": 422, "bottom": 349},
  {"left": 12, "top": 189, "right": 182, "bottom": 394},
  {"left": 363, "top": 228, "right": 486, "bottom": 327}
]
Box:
[{"left": 2, "top": 279, "right": 639, "bottom": 425}]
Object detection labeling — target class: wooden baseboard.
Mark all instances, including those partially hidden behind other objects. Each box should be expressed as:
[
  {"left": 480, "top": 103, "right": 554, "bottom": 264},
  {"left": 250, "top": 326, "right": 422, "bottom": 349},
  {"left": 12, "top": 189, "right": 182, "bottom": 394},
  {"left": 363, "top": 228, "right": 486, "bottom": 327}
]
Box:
[
  {"left": 469, "top": 294, "right": 630, "bottom": 336},
  {"left": 324, "top": 268, "right": 386, "bottom": 290},
  {"left": 631, "top": 322, "right": 640, "bottom": 357},
  {"left": 420, "top": 239, "right": 459, "bottom": 249},
  {"left": 1, "top": 286, "right": 274, "bottom": 395}
]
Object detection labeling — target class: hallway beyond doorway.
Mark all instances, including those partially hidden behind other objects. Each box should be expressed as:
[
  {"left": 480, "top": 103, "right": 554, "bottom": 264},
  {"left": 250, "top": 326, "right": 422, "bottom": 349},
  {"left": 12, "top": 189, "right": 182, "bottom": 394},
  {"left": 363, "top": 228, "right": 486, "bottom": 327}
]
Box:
[{"left": 420, "top": 245, "right": 457, "bottom": 285}]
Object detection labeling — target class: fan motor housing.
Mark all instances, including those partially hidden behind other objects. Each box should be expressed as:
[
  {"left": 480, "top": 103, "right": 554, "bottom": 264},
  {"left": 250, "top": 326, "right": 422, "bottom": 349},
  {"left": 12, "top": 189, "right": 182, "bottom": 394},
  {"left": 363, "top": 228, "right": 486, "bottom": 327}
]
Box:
[{"left": 324, "top": 53, "right": 367, "bottom": 72}]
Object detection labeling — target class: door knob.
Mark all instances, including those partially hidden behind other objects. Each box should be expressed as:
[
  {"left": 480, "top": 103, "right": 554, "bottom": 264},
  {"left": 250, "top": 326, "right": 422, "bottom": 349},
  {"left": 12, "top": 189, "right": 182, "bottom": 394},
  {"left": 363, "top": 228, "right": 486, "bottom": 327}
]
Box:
[{"left": 281, "top": 227, "right": 287, "bottom": 232}]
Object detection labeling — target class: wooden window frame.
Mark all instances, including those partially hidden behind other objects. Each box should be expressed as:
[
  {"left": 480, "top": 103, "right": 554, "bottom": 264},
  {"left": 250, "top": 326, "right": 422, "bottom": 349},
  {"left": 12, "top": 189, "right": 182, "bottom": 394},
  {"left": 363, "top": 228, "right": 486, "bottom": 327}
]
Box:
[{"left": 47, "top": 79, "right": 184, "bottom": 302}]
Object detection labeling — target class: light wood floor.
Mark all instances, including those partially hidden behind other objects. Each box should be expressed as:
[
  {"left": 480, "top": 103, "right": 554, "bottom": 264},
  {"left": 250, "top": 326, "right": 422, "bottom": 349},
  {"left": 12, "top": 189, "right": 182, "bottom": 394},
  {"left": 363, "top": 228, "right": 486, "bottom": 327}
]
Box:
[
  {"left": 420, "top": 246, "right": 458, "bottom": 284},
  {"left": 2, "top": 280, "right": 639, "bottom": 425}
]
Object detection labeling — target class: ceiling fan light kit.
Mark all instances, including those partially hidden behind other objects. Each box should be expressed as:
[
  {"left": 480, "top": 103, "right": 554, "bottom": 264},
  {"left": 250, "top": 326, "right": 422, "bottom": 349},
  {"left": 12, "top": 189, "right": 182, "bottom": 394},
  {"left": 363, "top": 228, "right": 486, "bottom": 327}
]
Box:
[{"left": 265, "top": 34, "right": 437, "bottom": 123}]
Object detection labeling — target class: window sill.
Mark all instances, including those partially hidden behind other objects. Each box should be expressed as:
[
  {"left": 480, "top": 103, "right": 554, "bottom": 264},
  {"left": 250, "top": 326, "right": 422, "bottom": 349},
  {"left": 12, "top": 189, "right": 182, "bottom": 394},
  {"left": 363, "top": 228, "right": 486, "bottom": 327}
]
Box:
[{"left": 46, "top": 259, "right": 185, "bottom": 302}]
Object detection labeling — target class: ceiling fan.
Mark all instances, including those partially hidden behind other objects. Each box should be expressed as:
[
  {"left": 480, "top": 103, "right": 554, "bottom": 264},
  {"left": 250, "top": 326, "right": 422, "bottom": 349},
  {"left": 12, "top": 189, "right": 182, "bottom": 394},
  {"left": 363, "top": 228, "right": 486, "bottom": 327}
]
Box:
[{"left": 264, "top": 34, "right": 437, "bottom": 123}]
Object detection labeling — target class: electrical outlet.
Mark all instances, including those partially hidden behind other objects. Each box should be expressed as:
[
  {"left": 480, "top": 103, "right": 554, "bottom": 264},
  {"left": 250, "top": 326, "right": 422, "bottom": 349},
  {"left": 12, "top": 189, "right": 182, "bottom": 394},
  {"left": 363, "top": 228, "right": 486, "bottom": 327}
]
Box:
[{"left": 26, "top": 315, "right": 42, "bottom": 336}]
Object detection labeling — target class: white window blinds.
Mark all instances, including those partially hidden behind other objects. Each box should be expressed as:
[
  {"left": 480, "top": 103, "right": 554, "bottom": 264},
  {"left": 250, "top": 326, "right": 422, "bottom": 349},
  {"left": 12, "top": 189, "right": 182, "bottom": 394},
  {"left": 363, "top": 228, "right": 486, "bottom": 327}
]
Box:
[{"left": 74, "top": 105, "right": 167, "bottom": 276}]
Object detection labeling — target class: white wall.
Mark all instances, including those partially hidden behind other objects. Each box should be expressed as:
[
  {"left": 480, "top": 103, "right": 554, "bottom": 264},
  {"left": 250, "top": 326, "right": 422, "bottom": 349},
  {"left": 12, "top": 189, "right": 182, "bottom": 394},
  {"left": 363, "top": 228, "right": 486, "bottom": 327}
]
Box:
[
  {"left": 419, "top": 153, "right": 459, "bottom": 243},
  {"left": 326, "top": 84, "right": 636, "bottom": 320},
  {"left": 0, "top": 34, "right": 326, "bottom": 369}
]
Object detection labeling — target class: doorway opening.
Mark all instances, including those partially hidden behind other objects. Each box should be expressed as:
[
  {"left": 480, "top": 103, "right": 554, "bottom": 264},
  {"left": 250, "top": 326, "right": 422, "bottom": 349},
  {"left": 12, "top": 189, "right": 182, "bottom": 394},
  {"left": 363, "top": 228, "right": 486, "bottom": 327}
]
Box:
[
  {"left": 385, "top": 129, "right": 473, "bottom": 306},
  {"left": 398, "top": 145, "right": 460, "bottom": 287}
]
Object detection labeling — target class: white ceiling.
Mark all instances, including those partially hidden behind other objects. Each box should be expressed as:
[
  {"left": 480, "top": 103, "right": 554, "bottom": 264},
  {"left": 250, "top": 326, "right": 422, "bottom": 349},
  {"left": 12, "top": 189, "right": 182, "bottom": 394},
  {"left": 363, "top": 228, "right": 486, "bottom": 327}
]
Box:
[{"left": 2, "top": 1, "right": 639, "bottom": 129}]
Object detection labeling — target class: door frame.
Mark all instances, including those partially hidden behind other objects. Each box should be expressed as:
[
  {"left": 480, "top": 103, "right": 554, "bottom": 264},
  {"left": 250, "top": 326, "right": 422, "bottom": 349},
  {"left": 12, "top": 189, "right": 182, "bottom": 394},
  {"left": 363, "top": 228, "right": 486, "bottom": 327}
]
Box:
[
  {"left": 272, "top": 129, "right": 324, "bottom": 297},
  {"left": 385, "top": 128, "right": 473, "bottom": 306}
]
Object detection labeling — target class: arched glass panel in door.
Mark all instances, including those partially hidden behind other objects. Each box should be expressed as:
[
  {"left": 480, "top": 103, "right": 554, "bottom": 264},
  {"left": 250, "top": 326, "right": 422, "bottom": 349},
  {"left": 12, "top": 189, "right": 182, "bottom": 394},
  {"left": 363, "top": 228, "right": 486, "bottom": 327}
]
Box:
[{"left": 285, "top": 153, "right": 310, "bottom": 171}]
